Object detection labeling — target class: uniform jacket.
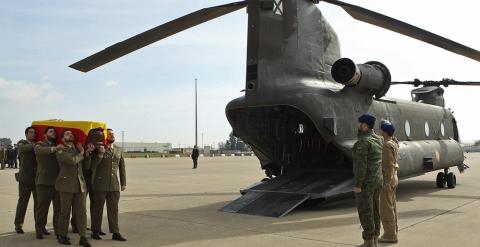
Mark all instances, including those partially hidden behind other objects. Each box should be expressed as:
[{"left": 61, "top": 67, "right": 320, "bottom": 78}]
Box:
[
  {"left": 191, "top": 148, "right": 199, "bottom": 160},
  {"left": 352, "top": 129, "right": 384, "bottom": 190},
  {"left": 7, "top": 148, "right": 15, "bottom": 161},
  {"left": 17, "top": 140, "right": 37, "bottom": 184},
  {"left": 382, "top": 136, "right": 399, "bottom": 188},
  {"left": 91, "top": 145, "right": 126, "bottom": 192},
  {"left": 0, "top": 148, "right": 4, "bottom": 162},
  {"left": 55, "top": 145, "right": 88, "bottom": 193},
  {"left": 34, "top": 140, "right": 60, "bottom": 186}
]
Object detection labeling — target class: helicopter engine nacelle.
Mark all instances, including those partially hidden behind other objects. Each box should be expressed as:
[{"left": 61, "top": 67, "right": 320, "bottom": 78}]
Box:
[{"left": 331, "top": 58, "right": 391, "bottom": 98}]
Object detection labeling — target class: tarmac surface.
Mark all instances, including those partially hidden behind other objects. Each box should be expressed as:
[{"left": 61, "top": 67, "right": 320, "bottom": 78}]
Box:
[{"left": 1, "top": 153, "right": 480, "bottom": 247}]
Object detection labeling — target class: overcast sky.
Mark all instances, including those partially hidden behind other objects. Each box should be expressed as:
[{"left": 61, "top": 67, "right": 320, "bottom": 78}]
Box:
[{"left": 0, "top": 0, "right": 479, "bottom": 147}]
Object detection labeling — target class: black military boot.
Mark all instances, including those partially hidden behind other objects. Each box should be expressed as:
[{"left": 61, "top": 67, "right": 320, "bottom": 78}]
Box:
[
  {"left": 91, "top": 231, "right": 102, "bottom": 240},
  {"left": 56, "top": 234, "right": 71, "bottom": 240},
  {"left": 43, "top": 228, "right": 51, "bottom": 235},
  {"left": 112, "top": 233, "right": 127, "bottom": 241},
  {"left": 15, "top": 227, "right": 24, "bottom": 234},
  {"left": 58, "top": 235, "right": 71, "bottom": 245},
  {"left": 98, "top": 230, "right": 106, "bottom": 236},
  {"left": 36, "top": 233, "right": 44, "bottom": 239},
  {"left": 79, "top": 236, "right": 92, "bottom": 247}
]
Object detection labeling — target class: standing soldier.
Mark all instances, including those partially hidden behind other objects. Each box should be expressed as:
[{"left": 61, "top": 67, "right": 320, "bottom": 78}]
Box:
[
  {"left": 14, "top": 127, "right": 38, "bottom": 233},
  {"left": 55, "top": 129, "right": 93, "bottom": 247},
  {"left": 378, "top": 121, "right": 399, "bottom": 243},
  {"left": 12, "top": 145, "right": 19, "bottom": 169},
  {"left": 352, "top": 114, "right": 384, "bottom": 247},
  {"left": 7, "top": 147, "right": 13, "bottom": 168},
  {"left": 90, "top": 128, "right": 127, "bottom": 241},
  {"left": 0, "top": 146, "right": 5, "bottom": 170},
  {"left": 34, "top": 126, "right": 61, "bottom": 239},
  {"left": 191, "top": 145, "right": 199, "bottom": 169}
]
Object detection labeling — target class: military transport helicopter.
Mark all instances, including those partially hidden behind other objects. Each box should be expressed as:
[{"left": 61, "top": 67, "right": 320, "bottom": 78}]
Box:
[{"left": 70, "top": 0, "right": 480, "bottom": 217}]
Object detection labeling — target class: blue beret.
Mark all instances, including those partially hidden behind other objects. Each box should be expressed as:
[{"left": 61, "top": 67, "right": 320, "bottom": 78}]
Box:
[
  {"left": 358, "top": 114, "right": 376, "bottom": 125},
  {"left": 381, "top": 122, "right": 395, "bottom": 136}
]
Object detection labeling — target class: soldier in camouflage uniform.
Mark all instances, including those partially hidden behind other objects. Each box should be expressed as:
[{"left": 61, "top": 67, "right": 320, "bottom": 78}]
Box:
[
  {"left": 353, "top": 114, "right": 384, "bottom": 247},
  {"left": 378, "top": 121, "right": 399, "bottom": 243}
]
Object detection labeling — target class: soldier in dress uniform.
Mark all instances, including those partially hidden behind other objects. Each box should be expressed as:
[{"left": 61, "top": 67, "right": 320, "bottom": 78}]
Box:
[
  {"left": 12, "top": 145, "right": 18, "bottom": 169},
  {"left": 34, "top": 126, "right": 61, "bottom": 239},
  {"left": 14, "top": 127, "right": 38, "bottom": 233},
  {"left": 0, "top": 146, "right": 5, "bottom": 170},
  {"left": 378, "top": 121, "right": 399, "bottom": 243},
  {"left": 55, "top": 129, "right": 93, "bottom": 247},
  {"left": 90, "top": 128, "right": 127, "bottom": 241},
  {"left": 352, "top": 114, "right": 384, "bottom": 247}
]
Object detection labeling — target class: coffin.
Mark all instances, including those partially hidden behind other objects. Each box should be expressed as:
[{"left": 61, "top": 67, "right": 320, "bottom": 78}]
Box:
[{"left": 32, "top": 119, "right": 107, "bottom": 145}]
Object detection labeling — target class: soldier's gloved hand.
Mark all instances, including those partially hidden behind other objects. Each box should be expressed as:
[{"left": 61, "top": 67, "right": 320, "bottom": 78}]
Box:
[{"left": 121, "top": 185, "right": 126, "bottom": 191}]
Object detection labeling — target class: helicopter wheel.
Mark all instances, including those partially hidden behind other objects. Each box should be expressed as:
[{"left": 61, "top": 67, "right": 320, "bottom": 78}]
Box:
[
  {"left": 436, "top": 172, "right": 446, "bottom": 188},
  {"left": 446, "top": 172, "right": 456, "bottom": 189}
]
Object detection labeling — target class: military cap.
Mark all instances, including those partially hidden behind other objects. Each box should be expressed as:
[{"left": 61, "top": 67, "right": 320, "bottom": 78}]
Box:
[
  {"left": 381, "top": 121, "right": 395, "bottom": 136},
  {"left": 358, "top": 114, "right": 376, "bottom": 125}
]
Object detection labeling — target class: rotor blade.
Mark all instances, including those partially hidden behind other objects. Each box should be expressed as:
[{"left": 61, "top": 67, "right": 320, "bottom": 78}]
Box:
[
  {"left": 322, "top": 0, "right": 480, "bottom": 63},
  {"left": 70, "top": 1, "right": 247, "bottom": 72},
  {"left": 392, "top": 79, "right": 480, "bottom": 87}
]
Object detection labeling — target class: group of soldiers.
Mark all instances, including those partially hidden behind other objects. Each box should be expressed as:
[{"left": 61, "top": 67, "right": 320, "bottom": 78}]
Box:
[
  {"left": 0, "top": 145, "right": 18, "bottom": 169},
  {"left": 14, "top": 126, "right": 127, "bottom": 247},
  {"left": 353, "top": 114, "right": 399, "bottom": 247}
]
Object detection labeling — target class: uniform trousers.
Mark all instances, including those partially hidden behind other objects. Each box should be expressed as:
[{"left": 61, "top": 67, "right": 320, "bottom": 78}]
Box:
[
  {"left": 14, "top": 182, "right": 37, "bottom": 228},
  {"left": 356, "top": 186, "right": 382, "bottom": 240},
  {"left": 91, "top": 191, "right": 120, "bottom": 234}
]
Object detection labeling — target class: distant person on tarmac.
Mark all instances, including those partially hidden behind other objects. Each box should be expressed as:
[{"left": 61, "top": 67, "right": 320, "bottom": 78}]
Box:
[
  {"left": 192, "top": 146, "right": 199, "bottom": 169},
  {"left": 0, "top": 147, "right": 5, "bottom": 169},
  {"left": 12, "top": 145, "right": 18, "bottom": 169}
]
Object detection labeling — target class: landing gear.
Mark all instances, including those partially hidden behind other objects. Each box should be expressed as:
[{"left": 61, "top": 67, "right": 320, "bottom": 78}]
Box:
[
  {"left": 436, "top": 168, "right": 456, "bottom": 189},
  {"left": 436, "top": 172, "right": 445, "bottom": 188},
  {"left": 446, "top": 172, "right": 456, "bottom": 188}
]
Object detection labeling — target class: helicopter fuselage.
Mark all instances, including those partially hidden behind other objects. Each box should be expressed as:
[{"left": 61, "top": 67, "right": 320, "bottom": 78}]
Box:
[{"left": 226, "top": 82, "right": 464, "bottom": 179}]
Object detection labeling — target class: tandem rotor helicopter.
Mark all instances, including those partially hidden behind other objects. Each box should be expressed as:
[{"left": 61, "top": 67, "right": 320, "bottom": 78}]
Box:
[{"left": 70, "top": 0, "right": 480, "bottom": 217}]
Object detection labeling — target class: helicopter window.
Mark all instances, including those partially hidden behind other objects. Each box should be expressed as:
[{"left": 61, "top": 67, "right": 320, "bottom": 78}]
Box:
[
  {"left": 425, "top": 122, "right": 430, "bottom": 137},
  {"left": 297, "top": 123, "right": 304, "bottom": 134},
  {"left": 441, "top": 123, "right": 445, "bottom": 136},
  {"left": 405, "top": 120, "right": 411, "bottom": 138}
]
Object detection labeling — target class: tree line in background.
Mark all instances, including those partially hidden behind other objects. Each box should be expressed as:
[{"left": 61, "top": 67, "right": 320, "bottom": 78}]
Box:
[{"left": 218, "top": 132, "right": 251, "bottom": 152}]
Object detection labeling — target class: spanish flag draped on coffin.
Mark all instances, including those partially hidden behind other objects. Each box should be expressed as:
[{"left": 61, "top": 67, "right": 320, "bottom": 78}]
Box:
[{"left": 32, "top": 120, "right": 107, "bottom": 145}]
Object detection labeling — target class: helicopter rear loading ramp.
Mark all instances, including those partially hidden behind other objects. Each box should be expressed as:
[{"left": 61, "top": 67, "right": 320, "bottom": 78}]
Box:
[{"left": 220, "top": 170, "right": 353, "bottom": 217}]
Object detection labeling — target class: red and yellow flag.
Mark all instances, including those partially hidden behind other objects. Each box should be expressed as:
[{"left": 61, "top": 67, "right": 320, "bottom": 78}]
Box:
[{"left": 32, "top": 120, "right": 107, "bottom": 145}]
